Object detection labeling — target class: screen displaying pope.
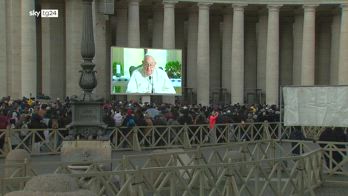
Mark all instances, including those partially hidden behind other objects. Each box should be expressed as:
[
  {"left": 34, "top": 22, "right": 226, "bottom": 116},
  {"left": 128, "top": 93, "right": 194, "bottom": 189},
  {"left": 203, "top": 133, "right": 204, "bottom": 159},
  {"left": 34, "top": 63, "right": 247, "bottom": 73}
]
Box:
[{"left": 126, "top": 55, "right": 176, "bottom": 94}]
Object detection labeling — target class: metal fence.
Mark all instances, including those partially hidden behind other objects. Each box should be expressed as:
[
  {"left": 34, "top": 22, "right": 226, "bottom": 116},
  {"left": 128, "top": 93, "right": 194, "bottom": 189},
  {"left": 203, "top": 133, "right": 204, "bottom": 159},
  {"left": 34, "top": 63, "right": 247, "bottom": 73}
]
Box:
[
  {"left": 0, "top": 140, "right": 323, "bottom": 196},
  {"left": 0, "top": 123, "right": 341, "bottom": 157}
]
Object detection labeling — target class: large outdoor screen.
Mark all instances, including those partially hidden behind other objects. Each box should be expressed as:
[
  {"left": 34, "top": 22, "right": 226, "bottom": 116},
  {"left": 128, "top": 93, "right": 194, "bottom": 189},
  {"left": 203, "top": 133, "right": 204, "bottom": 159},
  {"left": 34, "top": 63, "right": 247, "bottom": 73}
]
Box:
[{"left": 111, "top": 47, "right": 182, "bottom": 95}]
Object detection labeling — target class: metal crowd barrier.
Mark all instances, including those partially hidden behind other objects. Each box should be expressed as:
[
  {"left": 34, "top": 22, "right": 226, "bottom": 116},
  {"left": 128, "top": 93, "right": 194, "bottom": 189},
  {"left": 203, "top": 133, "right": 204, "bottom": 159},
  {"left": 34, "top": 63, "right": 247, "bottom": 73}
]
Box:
[
  {"left": 279, "top": 139, "right": 348, "bottom": 177},
  {"left": 0, "top": 140, "right": 323, "bottom": 196},
  {"left": 0, "top": 123, "right": 343, "bottom": 156}
]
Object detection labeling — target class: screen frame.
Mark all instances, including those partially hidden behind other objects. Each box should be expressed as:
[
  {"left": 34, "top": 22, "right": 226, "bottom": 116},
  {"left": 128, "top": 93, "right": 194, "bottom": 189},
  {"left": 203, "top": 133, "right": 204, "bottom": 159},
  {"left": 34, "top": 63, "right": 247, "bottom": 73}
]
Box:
[{"left": 110, "top": 46, "right": 183, "bottom": 96}]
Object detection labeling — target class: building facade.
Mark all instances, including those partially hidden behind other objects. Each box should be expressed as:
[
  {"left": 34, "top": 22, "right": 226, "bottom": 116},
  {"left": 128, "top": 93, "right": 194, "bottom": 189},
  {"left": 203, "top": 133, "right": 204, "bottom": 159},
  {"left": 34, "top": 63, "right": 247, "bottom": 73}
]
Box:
[{"left": 0, "top": 0, "right": 348, "bottom": 105}]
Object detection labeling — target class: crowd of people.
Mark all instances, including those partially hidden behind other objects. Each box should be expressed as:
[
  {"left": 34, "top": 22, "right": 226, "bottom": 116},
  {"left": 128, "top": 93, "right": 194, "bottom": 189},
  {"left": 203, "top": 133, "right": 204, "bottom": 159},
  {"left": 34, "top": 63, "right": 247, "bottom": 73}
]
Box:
[
  {"left": 0, "top": 96, "right": 71, "bottom": 130},
  {"left": 0, "top": 96, "right": 282, "bottom": 150},
  {"left": 0, "top": 96, "right": 281, "bottom": 131},
  {"left": 0, "top": 96, "right": 347, "bottom": 169}
]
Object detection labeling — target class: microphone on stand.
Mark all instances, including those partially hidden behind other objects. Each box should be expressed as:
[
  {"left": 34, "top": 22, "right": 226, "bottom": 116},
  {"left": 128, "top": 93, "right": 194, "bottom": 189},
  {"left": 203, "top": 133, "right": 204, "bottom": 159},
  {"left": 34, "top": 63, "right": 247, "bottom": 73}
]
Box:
[{"left": 149, "top": 76, "right": 154, "bottom": 93}]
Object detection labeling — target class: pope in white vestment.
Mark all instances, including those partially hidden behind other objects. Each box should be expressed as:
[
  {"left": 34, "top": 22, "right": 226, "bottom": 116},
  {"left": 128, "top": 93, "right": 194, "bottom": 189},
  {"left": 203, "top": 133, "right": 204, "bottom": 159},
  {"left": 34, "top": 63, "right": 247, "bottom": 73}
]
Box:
[{"left": 126, "top": 55, "right": 176, "bottom": 94}]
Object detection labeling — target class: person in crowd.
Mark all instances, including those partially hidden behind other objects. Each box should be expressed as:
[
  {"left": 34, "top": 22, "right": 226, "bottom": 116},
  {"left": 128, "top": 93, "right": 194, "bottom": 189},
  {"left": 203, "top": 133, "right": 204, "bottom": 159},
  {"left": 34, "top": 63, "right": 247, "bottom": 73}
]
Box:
[
  {"left": 134, "top": 110, "right": 146, "bottom": 126},
  {"left": 143, "top": 114, "right": 153, "bottom": 146},
  {"left": 122, "top": 109, "right": 136, "bottom": 128},
  {"left": 120, "top": 109, "right": 136, "bottom": 147},
  {"left": 319, "top": 127, "right": 347, "bottom": 171},
  {"left": 0, "top": 109, "right": 9, "bottom": 150},
  {"left": 103, "top": 110, "right": 115, "bottom": 127},
  {"left": 289, "top": 126, "right": 305, "bottom": 155},
  {"left": 207, "top": 111, "right": 219, "bottom": 143},
  {"left": 194, "top": 113, "right": 207, "bottom": 125},
  {"left": 113, "top": 110, "right": 123, "bottom": 127},
  {"left": 28, "top": 104, "right": 48, "bottom": 143},
  {"left": 209, "top": 111, "right": 219, "bottom": 129},
  {"left": 178, "top": 107, "right": 193, "bottom": 125}
]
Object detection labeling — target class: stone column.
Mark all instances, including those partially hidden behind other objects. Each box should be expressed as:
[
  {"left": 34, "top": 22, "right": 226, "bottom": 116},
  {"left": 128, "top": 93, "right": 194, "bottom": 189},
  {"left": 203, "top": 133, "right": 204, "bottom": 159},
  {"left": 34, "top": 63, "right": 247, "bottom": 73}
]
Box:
[
  {"left": 175, "top": 11, "right": 185, "bottom": 88},
  {"left": 0, "top": 0, "right": 7, "bottom": 97},
  {"left": 292, "top": 9, "right": 303, "bottom": 85},
  {"left": 127, "top": 0, "right": 140, "bottom": 102},
  {"left": 330, "top": 12, "right": 340, "bottom": 85},
  {"left": 115, "top": 6, "right": 128, "bottom": 46},
  {"left": 41, "top": 0, "right": 66, "bottom": 99},
  {"left": 196, "top": 3, "right": 210, "bottom": 105},
  {"left": 244, "top": 17, "right": 257, "bottom": 103},
  {"left": 301, "top": 5, "right": 317, "bottom": 85},
  {"left": 66, "top": 0, "right": 83, "bottom": 96},
  {"left": 315, "top": 17, "right": 331, "bottom": 85},
  {"left": 163, "top": 1, "right": 176, "bottom": 49},
  {"left": 210, "top": 15, "right": 221, "bottom": 95},
  {"left": 280, "top": 17, "right": 293, "bottom": 86},
  {"left": 152, "top": 6, "right": 163, "bottom": 48},
  {"left": 257, "top": 10, "right": 267, "bottom": 98},
  {"left": 128, "top": 0, "right": 140, "bottom": 47},
  {"left": 338, "top": 4, "right": 348, "bottom": 84},
  {"left": 93, "top": 1, "right": 109, "bottom": 98},
  {"left": 265, "top": 5, "right": 281, "bottom": 105},
  {"left": 222, "top": 9, "right": 232, "bottom": 98},
  {"left": 162, "top": 1, "right": 176, "bottom": 104},
  {"left": 21, "top": 0, "right": 37, "bottom": 97},
  {"left": 231, "top": 4, "right": 246, "bottom": 104},
  {"left": 5, "top": 0, "right": 21, "bottom": 98},
  {"left": 187, "top": 8, "right": 198, "bottom": 96}
]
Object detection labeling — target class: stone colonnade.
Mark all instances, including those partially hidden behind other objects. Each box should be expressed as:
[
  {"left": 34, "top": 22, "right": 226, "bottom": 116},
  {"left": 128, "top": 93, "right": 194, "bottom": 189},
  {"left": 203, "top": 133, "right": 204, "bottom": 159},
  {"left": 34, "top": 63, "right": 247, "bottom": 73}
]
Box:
[{"left": 0, "top": 0, "right": 348, "bottom": 106}]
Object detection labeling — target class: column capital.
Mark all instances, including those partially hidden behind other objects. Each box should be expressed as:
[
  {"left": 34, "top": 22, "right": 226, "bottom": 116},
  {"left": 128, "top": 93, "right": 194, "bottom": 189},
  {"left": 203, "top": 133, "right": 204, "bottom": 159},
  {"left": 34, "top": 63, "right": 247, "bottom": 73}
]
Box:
[
  {"left": 197, "top": 2, "right": 212, "bottom": 9},
  {"left": 163, "top": 0, "right": 177, "bottom": 7},
  {"left": 341, "top": 4, "right": 348, "bottom": 11},
  {"left": 303, "top": 4, "right": 318, "bottom": 12},
  {"left": 267, "top": 4, "right": 282, "bottom": 12},
  {"left": 232, "top": 3, "right": 247, "bottom": 11},
  {"left": 128, "top": 0, "right": 140, "bottom": 5}
]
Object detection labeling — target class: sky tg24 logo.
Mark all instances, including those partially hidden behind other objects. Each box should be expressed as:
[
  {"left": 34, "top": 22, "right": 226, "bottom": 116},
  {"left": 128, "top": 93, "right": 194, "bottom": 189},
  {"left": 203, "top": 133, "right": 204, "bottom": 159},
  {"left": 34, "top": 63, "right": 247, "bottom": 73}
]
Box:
[{"left": 29, "top": 9, "right": 58, "bottom": 18}]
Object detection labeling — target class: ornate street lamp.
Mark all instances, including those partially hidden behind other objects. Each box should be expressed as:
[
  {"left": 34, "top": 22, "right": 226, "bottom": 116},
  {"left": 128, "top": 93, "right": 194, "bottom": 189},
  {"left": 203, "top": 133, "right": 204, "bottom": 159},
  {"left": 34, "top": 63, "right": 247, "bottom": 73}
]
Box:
[
  {"left": 66, "top": 0, "right": 106, "bottom": 140},
  {"left": 62, "top": 0, "right": 111, "bottom": 166}
]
